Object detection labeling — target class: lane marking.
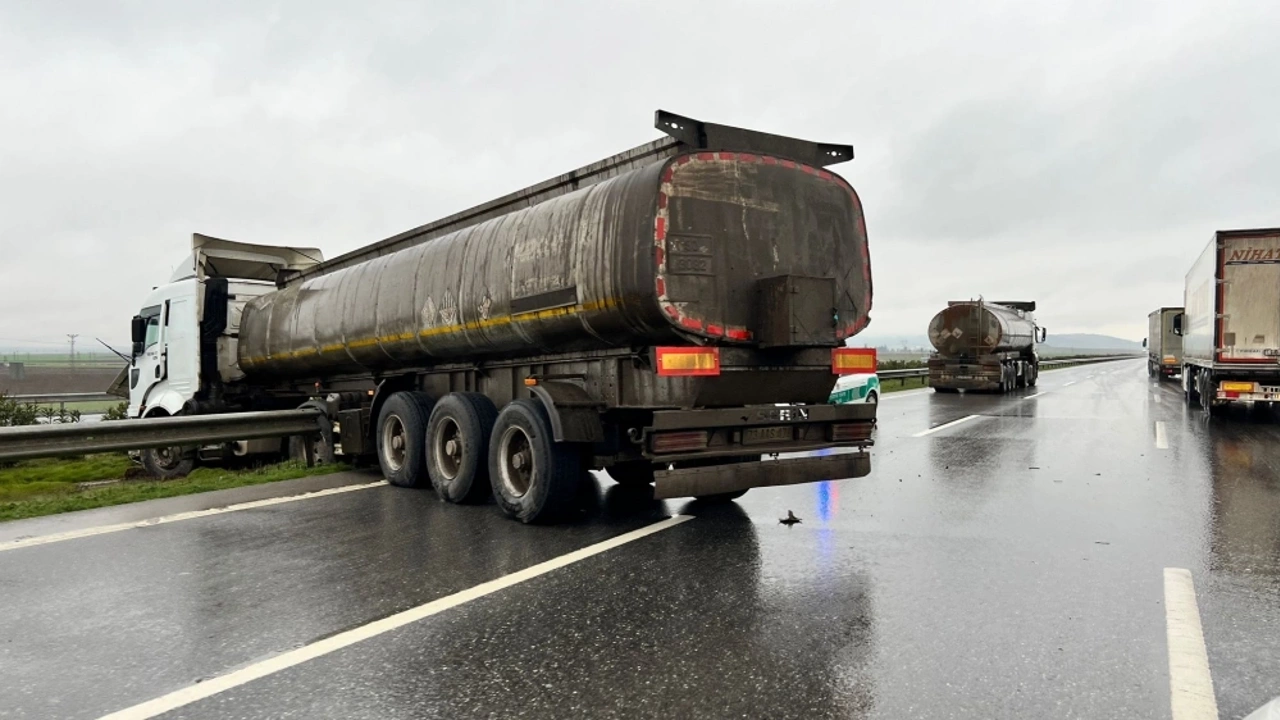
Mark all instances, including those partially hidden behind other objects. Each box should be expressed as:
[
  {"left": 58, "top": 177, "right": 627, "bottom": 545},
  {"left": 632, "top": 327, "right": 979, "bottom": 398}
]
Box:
[
  {"left": 1164, "top": 568, "right": 1219, "bottom": 720},
  {"left": 1156, "top": 421, "right": 1169, "bottom": 449},
  {"left": 1024, "top": 392, "right": 1047, "bottom": 400},
  {"left": 97, "top": 514, "right": 693, "bottom": 720},
  {"left": 1154, "top": 393, "right": 1162, "bottom": 404},
  {"left": 913, "top": 414, "right": 980, "bottom": 437},
  {"left": 1, "top": 481, "right": 389, "bottom": 553},
  {"left": 1063, "top": 381, "right": 1076, "bottom": 387}
]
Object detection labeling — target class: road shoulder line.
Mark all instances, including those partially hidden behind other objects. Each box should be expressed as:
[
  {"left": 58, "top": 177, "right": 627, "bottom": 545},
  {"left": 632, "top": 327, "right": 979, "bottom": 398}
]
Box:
[
  {"left": 0, "top": 481, "right": 388, "bottom": 553},
  {"left": 1164, "top": 567, "right": 1219, "bottom": 720},
  {"left": 97, "top": 514, "right": 694, "bottom": 720}
]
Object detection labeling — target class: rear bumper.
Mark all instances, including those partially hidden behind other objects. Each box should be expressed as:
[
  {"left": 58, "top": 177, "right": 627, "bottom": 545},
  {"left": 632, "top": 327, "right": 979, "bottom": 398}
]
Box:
[
  {"left": 653, "top": 452, "right": 870, "bottom": 499},
  {"left": 929, "top": 373, "right": 1002, "bottom": 391}
]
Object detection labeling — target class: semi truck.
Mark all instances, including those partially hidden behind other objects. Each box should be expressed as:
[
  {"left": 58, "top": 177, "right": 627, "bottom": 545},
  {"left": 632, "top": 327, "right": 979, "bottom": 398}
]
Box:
[
  {"left": 926, "top": 299, "right": 1046, "bottom": 392},
  {"left": 1177, "top": 228, "right": 1280, "bottom": 417},
  {"left": 1144, "top": 307, "right": 1183, "bottom": 380},
  {"left": 122, "top": 110, "right": 879, "bottom": 523}
]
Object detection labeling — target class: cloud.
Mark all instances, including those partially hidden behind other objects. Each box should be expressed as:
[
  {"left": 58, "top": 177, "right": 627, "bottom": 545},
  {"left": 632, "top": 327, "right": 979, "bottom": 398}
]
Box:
[{"left": 1, "top": 0, "right": 1278, "bottom": 348}]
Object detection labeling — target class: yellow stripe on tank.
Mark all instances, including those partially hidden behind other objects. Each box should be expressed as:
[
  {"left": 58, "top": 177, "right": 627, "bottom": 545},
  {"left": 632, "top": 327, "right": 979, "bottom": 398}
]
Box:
[{"left": 242, "top": 297, "right": 620, "bottom": 368}]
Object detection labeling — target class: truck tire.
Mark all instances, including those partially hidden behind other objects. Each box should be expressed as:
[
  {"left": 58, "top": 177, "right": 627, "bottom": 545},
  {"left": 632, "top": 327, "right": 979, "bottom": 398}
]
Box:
[
  {"left": 1184, "top": 367, "right": 1200, "bottom": 408},
  {"left": 1027, "top": 364, "right": 1038, "bottom": 387},
  {"left": 489, "top": 399, "right": 581, "bottom": 523},
  {"left": 377, "top": 391, "right": 434, "bottom": 488},
  {"left": 427, "top": 392, "right": 498, "bottom": 504},
  {"left": 1197, "top": 373, "right": 1222, "bottom": 419},
  {"left": 141, "top": 446, "right": 195, "bottom": 480}
]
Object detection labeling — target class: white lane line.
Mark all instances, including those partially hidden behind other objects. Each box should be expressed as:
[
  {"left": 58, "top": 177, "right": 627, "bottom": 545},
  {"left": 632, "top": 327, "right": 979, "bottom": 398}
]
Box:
[
  {"left": 1023, "top": 392, "right": 1047, "bottom": 400},
  {"left": 97, "top": 514, "right": 693, "bottom": 720},
  {"left": 1063, "top": 381, "right": 1077, "bottom": 387},
  {"left": 1156, "top": 421, "right": 1169, "bottom": 450},
  {"left": 1, "top": 481, "right": 388, "bottom": 553},
  {"left": 1154, "top": 393, "right": 1162, "bottom": 404},
  {"left": 912, "top": 414, "right": 980, "bottom": 437},
  {"left": 1164, "top": 568, "right": 1219, "bottom": 720}
]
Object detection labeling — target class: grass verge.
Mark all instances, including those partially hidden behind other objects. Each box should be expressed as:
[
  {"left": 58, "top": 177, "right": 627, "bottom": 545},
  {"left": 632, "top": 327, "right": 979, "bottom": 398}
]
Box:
[
  {"left": 0, "top": 455, "right": 346, "bottom": 522},
  {"left": 880, "top": 377, "right": 928, "bottom": 393}
]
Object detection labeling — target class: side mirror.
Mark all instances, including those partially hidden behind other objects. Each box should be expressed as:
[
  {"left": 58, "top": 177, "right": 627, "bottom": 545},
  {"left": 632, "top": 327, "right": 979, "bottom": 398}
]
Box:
[
  {"left": 131, "top": 316, "right": 146, "bottom": 344},
  {"left": 1172, "top": 314, "right": 1183, "bottom": 336},
  {"left": 1142, "top": 338, "right": 1148, "bottom": 348},
  {"left": 1039, "top": 327, "right": 1048, "bottom": 342}
]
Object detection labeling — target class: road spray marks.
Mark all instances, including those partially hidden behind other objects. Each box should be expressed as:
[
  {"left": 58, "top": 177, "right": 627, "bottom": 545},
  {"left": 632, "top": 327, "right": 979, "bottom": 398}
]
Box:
[
  {"left": 913, "top": 414, "right": 980, "bottom": 437},
  {"left": 1164, "top": 568, "right": 1219, "bottom": 719},
  {"left": 96, "top": 515, "right": 694, "bottom": 720},
  {"left": 0, "top": 481, "right": 389, "bottom": 553},
  {"left": 1156, "top": 422, "right": 1169, "bottom": 449}
]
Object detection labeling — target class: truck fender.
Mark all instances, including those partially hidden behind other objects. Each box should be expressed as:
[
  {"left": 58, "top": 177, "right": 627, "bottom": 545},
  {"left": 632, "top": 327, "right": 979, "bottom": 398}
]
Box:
[
  {"left": 142, "top": 389, "right": 188, "bottom": 418},
  {"left": 527, "top": 381, "right": 605, "bottom": 444}
]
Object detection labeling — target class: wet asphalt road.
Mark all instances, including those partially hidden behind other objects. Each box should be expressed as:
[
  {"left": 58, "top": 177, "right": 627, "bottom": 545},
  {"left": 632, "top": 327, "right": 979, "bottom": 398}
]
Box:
[{"left": 2, "top": 359, "right": 1278, "bottom": 719}]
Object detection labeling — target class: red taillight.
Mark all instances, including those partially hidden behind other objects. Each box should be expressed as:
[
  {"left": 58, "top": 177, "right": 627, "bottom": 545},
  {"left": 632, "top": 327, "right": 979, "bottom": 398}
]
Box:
[
  {"left": 656, "top": 347, "right": 721, "bottom": 377},
  {"left": 830, "top": 423, "right": 873, "bottom": 442},
  {"left": 832, "top": 348, "right": 876, "bottom": 375},
  {"left": 651, "top": 431, "right": 709, "bottom": 453}
]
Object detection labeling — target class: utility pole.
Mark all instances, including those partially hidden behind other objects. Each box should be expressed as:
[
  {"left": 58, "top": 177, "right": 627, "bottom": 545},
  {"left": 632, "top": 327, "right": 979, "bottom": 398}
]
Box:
[{"left": 67, "top": 334, "right": 79, "bottom": 370}]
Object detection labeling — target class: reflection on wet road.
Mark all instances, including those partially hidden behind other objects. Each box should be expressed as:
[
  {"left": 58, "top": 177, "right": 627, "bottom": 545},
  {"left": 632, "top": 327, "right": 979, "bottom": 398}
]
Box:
[{"left": 1, "top": 360, "right": 1277, "bottom": 719}]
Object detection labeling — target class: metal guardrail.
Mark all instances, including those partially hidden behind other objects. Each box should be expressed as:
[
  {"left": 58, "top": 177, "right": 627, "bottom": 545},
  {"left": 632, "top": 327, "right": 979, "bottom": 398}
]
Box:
[
  {"left": 0, "top": 408, "right": 324, "bottom": 462},
  {"left": 877, "top": 355, "right": 1140, "bottom": 384},
  {"left": 6, "top": 392, "right": 116, "bottom": 407}
]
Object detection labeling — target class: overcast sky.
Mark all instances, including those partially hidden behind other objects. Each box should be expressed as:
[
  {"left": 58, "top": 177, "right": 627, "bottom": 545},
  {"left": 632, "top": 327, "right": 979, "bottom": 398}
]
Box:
[{"left": 2, "top": 0, "right": 1277, "bottom": 351}]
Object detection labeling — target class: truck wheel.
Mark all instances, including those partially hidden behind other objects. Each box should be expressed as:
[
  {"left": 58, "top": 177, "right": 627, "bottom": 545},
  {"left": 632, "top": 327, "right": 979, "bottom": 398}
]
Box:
[
  {"left": 1197, "top": 374, "right": 1221, "bottom": 419},
  {"left": 377, "top": 391, "right": 434, "bottom": 488},
  {"left": 427, "top": 392, "right": 498, "bottom": 503},
  {"left": 489, "top": 399, "right": 581, "bottom": 523},
  {"left": 1184, "top": 368, "right": 1200, "bottom": 408},
  {"left": 608, "top": 462, "right": 655, "bottom": 486},
  {"left": 141, "top": 446, "right": 195, "bottom": 480},
  {"left": 865, "top": 390, "right": 879, "bottom": 405}
]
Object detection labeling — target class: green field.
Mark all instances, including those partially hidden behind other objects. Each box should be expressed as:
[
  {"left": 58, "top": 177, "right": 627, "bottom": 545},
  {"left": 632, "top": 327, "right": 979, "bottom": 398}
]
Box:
[{"left": 0, "top": 455, "right": 345, "bottom": 522}]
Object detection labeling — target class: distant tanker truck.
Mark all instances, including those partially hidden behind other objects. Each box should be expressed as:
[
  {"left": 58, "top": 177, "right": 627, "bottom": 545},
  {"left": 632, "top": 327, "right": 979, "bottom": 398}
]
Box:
[
  {"left": 927, "top": 300, "right": 1046, "bottom": 392},
  {"left": 119, "top": 111, "right": 879, "bottom": 523}
]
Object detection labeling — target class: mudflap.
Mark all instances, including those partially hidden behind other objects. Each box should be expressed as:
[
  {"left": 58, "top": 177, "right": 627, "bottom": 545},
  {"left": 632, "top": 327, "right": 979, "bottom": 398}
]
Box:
[{"left": 653, "top": 452, "right": 870, "bottom": 500}]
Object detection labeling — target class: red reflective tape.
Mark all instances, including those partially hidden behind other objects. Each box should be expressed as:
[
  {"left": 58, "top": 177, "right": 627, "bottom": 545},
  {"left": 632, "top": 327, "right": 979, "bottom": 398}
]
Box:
[
  {"left": 680, "top": 316, "right": 704, "bottom": 330},
  {"left": 664, "top": 304, "right": 680, "bottom": 318},
  {"left": 677, "top": 155, "right": 692, "bottom": 165},
  {"left": 738, "top": 153, "right": 758, "bottom": 163},
  {"left": 802, "top": 165, "right": 815, "bottom": 174},
  {"left": 705, "top": 324, "right": 724, "bottom": 336},
  {"left": 655, "top": 276, "right": 666, "bottom": 297},
  {"left": 657, "top": 192, "right": 667, "bottom": 209},
  {"left": 697, "top": 152, "right": 716, "bottom": 161},
  {"left": 818, "top": 170, "right": 833, "bottom": 181},
  {"left": 726, "top": 328, "right": 751, "bottom": 340},
  {"left": 780, "top": 159, "right": 796, "bottom": 169},
  {"left": 718, "top": 152, "right": 736, "bottom": 161},
  {"left": 655, "top": 216, "right": 666, "bottom": 240},
  {"left": 655, "top": 247, "right": 665, "bottom": 267},
  {"left": 762, "top": 156, "right": 778, "bottom": 165}
]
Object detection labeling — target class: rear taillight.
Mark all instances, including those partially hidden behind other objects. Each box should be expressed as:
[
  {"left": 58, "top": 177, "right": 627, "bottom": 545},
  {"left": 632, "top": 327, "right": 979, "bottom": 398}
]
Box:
[
  {"left": 656, "top": 347, "right": 720, "bottom": 377},
  {"left": 830, "top": 423, "right": 873, "bottom": 442},
  {"left": 651, "top": 431, "right": 709, "bottom": 453},
  {"left": 832, "top": 348, "right": 876, "bottom": 375}
]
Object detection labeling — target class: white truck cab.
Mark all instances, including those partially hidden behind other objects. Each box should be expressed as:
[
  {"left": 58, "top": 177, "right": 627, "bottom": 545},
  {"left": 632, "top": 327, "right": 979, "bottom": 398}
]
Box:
[{"left": 126, "top": 235, "right": 322, "bottom": 475}]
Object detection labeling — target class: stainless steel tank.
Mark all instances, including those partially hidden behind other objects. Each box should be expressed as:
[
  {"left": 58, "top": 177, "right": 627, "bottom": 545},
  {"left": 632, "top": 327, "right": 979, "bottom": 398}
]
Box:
[
  {"left": 239, "top": 151, "right": 872, "bottom": 378},
  {"left": 928, "top": 301, "right": 1036, "bottom": 356}
]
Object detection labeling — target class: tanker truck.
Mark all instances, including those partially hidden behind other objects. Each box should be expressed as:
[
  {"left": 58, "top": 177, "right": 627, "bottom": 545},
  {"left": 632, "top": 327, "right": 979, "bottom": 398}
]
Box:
[
  {"left": 121, "top": 110, "right": 878, "bottom": 523},
  {"left": 927, "top": 299, "right": 1046, "bottom": 392}
]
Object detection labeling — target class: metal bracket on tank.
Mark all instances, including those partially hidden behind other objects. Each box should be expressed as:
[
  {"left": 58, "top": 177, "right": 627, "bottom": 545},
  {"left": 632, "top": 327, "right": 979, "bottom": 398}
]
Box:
[{"left": 654, "top": 110, "right": 854, "bottom": 167}]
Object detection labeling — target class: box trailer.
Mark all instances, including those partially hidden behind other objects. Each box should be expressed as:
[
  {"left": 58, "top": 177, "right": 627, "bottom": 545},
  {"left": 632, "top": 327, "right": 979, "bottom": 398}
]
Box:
[
  {"left": 1144, "top": 307, "right": 1183, "bottom": 380},
  {"left": 1179, "top": 228, "right": 1280, "bottom": 416}
]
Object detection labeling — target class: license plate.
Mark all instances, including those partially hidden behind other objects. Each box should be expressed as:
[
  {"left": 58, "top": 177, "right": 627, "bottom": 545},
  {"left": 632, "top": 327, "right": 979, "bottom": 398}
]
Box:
[{"left": 743, "top": 426, "right": 792, "bottom": 445}]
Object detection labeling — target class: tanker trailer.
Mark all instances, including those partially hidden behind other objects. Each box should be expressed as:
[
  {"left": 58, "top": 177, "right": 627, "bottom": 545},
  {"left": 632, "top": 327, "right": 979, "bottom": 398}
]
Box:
[
  {"left": 927, "top": 300, "right": 1045, "bottom": 392},
  {"left": 122, "top": 110, "right": 878, "bottom": 523}
]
